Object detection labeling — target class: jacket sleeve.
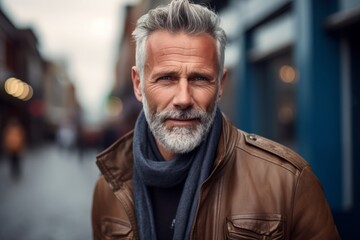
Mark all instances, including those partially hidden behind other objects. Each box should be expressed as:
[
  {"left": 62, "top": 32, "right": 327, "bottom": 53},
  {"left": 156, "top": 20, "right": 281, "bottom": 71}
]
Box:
[{"left": 291, "top": 166, "right": 341, "bottom": 239}]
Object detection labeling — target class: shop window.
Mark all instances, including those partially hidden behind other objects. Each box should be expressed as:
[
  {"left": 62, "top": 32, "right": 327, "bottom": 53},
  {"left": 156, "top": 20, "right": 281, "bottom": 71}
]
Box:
[{"left": 254, "top": 53, "right": 297, "bottom": 148}]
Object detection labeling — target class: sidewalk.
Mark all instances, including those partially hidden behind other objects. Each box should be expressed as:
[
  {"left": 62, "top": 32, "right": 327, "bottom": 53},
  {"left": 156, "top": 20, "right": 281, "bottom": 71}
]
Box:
[{"left": 0, "top": 143, "right": 100, "bottom": 240}]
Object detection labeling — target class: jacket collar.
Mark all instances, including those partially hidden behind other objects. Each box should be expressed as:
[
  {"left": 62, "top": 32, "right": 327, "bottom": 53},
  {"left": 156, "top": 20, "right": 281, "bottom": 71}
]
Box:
[{"left": 95, "top": 113, "right": 239, "bottom": 192}]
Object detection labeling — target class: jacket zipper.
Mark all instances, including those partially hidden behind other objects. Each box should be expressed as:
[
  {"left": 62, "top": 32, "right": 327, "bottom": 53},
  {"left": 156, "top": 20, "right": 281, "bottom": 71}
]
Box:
[{"left": 190, "top": 155, "right": 227, "bottom": 239}]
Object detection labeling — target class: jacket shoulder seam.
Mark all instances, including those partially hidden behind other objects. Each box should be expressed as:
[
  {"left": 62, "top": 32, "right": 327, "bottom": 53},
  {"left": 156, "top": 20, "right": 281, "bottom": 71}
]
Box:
[{"left": 239, "top": 130, "right": 308, "bottom": 171}]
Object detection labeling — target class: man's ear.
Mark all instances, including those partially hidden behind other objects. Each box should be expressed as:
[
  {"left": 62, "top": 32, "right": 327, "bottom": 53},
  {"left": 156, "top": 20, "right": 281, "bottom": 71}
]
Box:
[
  {"left": 217, "top": 69, "right": 227, "bottom": 101},
  {"left": 131, "top": 66, "right": 142, "bottom": 102}
]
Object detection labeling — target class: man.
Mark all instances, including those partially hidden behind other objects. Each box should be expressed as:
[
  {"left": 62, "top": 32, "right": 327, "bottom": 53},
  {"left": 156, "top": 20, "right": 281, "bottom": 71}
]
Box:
[{"left": 92, "top": 0, "right": 340, "bottom": 239}]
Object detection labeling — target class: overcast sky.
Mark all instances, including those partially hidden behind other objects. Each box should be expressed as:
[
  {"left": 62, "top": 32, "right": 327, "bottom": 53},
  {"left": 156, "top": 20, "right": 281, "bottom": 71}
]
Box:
[{"left": 2, "top": 0, "right": 138, "bottom": 124}]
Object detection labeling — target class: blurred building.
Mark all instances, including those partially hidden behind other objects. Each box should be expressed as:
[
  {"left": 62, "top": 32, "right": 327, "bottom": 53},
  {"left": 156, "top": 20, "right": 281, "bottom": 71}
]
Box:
[
  {"left": 0, "top": 7, "right": 45, "bottom": 148},
  {"left": 43, "top": 60, "right": 82, "bottom": 143},
  {"left": 0, "top": 6, "right": 80, "bottom": 152}
]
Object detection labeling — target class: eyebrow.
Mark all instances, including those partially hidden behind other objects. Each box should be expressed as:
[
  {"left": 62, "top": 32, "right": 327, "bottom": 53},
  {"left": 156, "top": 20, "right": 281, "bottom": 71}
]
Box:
[
  {"left": 153, "top": 69, "right": 214, "bottom": 78},
  {"left": 188, "top": 72, "right": 214, "bottom": 80},
  {"left": 151, "top": 70, "right": 179, "bottom": 79}
]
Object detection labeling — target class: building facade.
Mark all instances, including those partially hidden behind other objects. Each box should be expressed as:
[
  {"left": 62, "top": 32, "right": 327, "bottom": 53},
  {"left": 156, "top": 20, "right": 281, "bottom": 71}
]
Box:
[
  {"left": 0, "top": 8, "right": 44, "bottom": 147},
  {"left": 0, "top": 7, "right": 78, "bottom": 150}
]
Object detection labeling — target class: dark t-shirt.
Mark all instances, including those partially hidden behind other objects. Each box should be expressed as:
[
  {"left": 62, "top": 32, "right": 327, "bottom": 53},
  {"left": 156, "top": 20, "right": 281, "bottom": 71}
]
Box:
[{"left": 149, "top": 182, "right": 184, "bottom": 240}]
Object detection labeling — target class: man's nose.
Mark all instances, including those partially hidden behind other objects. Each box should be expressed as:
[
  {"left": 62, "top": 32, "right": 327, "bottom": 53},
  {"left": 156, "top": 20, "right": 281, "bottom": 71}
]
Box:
[{"left": 173, "top": 79, "right": 193, "bottom": 109}]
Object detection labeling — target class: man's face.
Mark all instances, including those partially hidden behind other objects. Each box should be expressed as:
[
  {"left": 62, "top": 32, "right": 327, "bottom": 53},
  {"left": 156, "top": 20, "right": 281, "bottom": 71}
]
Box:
[{"left": 132, "top": 31, "right": 226, "bottom": 159}]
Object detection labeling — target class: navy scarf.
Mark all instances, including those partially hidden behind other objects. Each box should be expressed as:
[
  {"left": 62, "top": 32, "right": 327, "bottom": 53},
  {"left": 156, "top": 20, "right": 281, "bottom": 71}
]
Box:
[{"left": 132, "top": 107, "right": 222, "bottom": 240}]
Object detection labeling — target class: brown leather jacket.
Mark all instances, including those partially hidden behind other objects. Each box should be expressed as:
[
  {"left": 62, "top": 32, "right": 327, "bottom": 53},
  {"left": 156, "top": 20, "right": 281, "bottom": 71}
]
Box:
[{"left": 92, "top": 115, "right": 340, "bottom": 239}]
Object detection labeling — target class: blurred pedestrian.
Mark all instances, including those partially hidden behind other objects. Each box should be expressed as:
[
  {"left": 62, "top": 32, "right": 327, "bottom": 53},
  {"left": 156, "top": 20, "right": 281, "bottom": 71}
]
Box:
[{"left": 2, "top": 117, "right": 26, "bottom": 180}]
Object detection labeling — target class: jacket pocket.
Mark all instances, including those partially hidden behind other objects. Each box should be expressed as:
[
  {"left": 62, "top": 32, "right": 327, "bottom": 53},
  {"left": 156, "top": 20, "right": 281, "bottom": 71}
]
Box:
[
  {"left": 225, "top": 214, "right": 285, "bottom": 240},
  {"left": 101, "top": 216, "right": 132, "bottom": 240}
]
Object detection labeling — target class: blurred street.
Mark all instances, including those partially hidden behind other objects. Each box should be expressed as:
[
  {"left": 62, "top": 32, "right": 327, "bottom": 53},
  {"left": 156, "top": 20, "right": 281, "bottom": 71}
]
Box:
[{"left": 0, "top": 143, "right": 100, "bottom": 240}]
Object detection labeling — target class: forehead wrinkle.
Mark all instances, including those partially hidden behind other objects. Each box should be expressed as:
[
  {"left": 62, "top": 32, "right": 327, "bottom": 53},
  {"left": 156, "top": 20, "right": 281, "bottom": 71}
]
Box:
[
  {"left": 154, "top": 48, "right": 215, "bottom": 63},
  {"left": 145, "top": 31, "right": 219, "bottom": 74},
  {"left": 155, "top": 55, "right": 210, "bottom": 65},
  {"left": 157, "top": 46, "right": 206, "bottom": 58},
  {"left": 152, "top": 53, "right": 217, "bottom": 72}
]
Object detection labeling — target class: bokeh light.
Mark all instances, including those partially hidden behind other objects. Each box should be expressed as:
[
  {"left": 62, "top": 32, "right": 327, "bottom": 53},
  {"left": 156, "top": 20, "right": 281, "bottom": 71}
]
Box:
[
  {"left": 4, "top": 77, "right": 33, "bottom": 101},
  {"left": 279, "top": 65, "right": 297, "bottom": 84}
]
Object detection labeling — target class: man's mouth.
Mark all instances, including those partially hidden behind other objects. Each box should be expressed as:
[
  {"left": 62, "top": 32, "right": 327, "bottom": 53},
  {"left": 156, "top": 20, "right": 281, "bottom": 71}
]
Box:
[{"left": 165, "top": 118, "right": 199, "bottom": 127}]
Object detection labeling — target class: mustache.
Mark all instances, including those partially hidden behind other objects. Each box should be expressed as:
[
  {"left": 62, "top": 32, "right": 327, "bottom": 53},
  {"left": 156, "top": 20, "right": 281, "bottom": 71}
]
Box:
[{"left": 154, "top": 108, "right": 208, "bottom": 122}]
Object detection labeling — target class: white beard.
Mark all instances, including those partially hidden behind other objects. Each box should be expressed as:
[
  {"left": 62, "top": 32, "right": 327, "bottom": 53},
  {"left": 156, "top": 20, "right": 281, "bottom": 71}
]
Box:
[{"left": 142, "top": 95, "right": 216, "bottom": 154}]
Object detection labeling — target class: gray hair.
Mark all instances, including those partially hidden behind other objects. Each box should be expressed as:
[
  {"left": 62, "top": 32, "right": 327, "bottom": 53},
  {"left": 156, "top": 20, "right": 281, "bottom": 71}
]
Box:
[{"left": 132, "top": 0, "right": 227, "bottom": 84}]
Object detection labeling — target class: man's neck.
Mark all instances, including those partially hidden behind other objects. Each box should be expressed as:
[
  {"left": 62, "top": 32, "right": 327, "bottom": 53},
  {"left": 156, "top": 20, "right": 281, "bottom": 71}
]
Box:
[{"left": 156, "top": 141, "right": 176, "bottom": 160}]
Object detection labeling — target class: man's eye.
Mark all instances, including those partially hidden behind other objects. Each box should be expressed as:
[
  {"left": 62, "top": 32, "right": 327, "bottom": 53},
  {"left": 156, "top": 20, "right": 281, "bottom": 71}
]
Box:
[
  {"left": 191, "top": 76, "right": 210, "bottom": 82},
  {"left": 157, "top": 76, "right": 172, "bottom": 81},
  {"left": 195, "top": 76, "right": 208, "bottom": 81}
]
